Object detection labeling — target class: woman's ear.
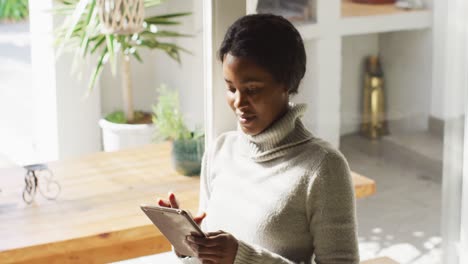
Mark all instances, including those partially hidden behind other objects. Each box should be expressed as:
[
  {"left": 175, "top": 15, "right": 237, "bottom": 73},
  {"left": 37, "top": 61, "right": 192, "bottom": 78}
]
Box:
[{"left": 282, "top": 85, "right": 290, "bottom": 95}]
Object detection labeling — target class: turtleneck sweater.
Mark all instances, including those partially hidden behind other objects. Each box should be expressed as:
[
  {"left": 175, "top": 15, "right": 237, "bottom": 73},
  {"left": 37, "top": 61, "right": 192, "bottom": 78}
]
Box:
[{"left": 178, "top": 103, "right": 359, "bottom": 264}]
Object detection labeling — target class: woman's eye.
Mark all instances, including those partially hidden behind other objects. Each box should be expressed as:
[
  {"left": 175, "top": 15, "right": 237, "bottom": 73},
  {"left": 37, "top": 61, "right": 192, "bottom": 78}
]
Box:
[
  {"left": 246, "top": 87, "right": 260, "bottom": 94},
  {"left": 227, "top": 86, "right": 236, "bottom": 93}
]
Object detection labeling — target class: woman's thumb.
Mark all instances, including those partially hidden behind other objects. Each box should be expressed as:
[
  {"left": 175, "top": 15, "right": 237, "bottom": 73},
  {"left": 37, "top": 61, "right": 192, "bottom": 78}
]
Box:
[{"left": 193, "top": 212, "right": 206, "bottom": 225}]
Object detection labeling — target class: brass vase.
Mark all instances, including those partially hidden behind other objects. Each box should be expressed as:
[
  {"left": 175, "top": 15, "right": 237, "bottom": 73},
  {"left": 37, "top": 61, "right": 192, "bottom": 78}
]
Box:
[{"left": 360, "top": 56, "right": 389, "bottom": 139}]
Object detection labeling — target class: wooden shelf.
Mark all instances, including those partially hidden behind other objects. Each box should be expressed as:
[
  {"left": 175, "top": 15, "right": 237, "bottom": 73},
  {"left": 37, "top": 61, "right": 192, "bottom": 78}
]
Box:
[
  {"left": 340, "top": 0, "right": 431, "bottom": 36},
  {"left": 342, "top": 0, "right": 409, "bottom": 18}
]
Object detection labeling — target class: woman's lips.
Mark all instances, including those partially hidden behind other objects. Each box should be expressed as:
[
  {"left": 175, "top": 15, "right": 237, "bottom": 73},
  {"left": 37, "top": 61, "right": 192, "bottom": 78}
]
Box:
[{"left": 239, "top": 115, "right": 256, "bottom": 125}]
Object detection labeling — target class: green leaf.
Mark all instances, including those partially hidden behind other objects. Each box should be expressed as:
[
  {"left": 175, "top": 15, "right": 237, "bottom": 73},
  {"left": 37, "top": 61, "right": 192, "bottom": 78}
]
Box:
[
  {"left": 156, "top": 41, "right": 192, "bottom": 55},
  {"left": 146, "top": 12, "right": 191, "bottom": 20},
  {"left": 141, "top": 30, "right": 193, "bottom": 38},
  {"left": 80, "top": 35, "right": 91, "bottom": 57},
  {"left": 106, "top": 34, "right": 116, "bottom": 75},
  {"left": 86, "top": 47, "right": 108, "bottom": 96},
  {"left": 79, "top": 0, "right": 95, "bottom": 56},
  {"left": 105, "top": 111, "right": 127, "bottom": 124},
  {"left": 144, "top": 19, "right": 180, "bottom": 25},
  {"left": 90, "top": 35, "right": 105, "bottom": 53},
  {"left": 132, "top": 50, "right": 143, "bottom": 63}
]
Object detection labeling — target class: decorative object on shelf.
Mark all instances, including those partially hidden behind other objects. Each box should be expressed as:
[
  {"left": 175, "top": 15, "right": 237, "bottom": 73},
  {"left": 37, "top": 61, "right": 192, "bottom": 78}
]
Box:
[
  {"left": 54, "top": 0, "right": 191, "bottom": 151},
  {"left": 352, "top": 0, "right": 396, "bottom": 4},
  {"left": 22, "top": 164, "right": 61, "bottom": 204},
  {"left": 152, "top": 85, "right": 204, "bottom": 176},
  {"left": 256, "top": 0, "right": 312, "bottom": 22},
  {"left": 360, "top": 55, "right": 389, "bottom": 140},
  {"left": 395, "top": 0, "right": 424, "bottom": 10},
  {"left": 0, "top": 0, "right": 29, "bottom": 23}
]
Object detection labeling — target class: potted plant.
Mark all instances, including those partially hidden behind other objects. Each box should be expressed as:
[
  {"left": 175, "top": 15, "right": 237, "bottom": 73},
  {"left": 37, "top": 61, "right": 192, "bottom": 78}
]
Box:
[
  {"left": 152, "top": 85, "right": 204, "bottom": 176},
  {"left": 53, "top": 0, "right": 191, "bottom": 151}
]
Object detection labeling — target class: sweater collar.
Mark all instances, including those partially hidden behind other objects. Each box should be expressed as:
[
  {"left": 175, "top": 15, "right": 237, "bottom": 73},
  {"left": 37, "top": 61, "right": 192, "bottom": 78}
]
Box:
[{"left": 238, "top": 103, "right": 314, "bottom": 162}]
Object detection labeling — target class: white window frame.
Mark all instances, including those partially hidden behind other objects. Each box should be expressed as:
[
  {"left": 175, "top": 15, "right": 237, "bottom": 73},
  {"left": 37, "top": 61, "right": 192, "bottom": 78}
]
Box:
[{"left": 437, "top": 0, "right": 468, "bottom": 263}]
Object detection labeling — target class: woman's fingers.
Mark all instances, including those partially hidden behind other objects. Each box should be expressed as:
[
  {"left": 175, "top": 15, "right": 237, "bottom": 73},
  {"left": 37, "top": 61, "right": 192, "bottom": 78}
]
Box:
[
  {"left": 188, "top": 242, "right": 222, "bottom": 262},
  {"left": 187, "top": 231, "right": 238, "bottom": 264},
  {"left": 157, "top": 198, "right": 171, "bottom": 208},
  {"left": 168, "top": 192, "right": 179, "bottom": 209},
  {"left": 198, "top": 254, "right": 221, "bottom": 263},
  {"left": 193, "top": 212, "right": 207, "bottom": 225},
  {"left": 206, "top": 230, "right": 224, "bottom": 237},
  {"left": 187, "top": 234, "right": 219, "bottom": 248},
  {"left": 156, "top": 192, "right": 180, "bottom": 209}
]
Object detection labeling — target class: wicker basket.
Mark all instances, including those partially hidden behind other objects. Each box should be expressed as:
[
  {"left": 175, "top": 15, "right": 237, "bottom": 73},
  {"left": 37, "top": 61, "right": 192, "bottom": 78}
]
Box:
[{"left": 97, "top": 0, "right": 145, "bottom": 34}]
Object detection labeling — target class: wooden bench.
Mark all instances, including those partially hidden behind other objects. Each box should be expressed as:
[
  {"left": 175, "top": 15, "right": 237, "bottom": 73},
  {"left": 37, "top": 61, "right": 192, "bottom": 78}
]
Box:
[{"left": 0, "top": 143, "right": 376, "bottom": 263}]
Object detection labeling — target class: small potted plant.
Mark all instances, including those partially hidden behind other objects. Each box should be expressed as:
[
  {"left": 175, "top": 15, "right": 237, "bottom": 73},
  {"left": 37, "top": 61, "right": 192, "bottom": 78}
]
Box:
[{"left": 152, "top": 85, "right": 204, "bottom": 176}]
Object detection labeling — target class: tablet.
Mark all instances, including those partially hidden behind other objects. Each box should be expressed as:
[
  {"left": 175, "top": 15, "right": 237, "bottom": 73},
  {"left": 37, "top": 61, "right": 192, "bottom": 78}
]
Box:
[{"left": 140, "top": 204, "right": 206, "bottom": 257}]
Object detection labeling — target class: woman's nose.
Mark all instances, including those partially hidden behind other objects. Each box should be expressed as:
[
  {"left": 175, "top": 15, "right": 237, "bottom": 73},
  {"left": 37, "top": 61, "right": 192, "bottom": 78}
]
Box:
[{"left": 234, "top": 91, "right": 247, "bottom": 108}]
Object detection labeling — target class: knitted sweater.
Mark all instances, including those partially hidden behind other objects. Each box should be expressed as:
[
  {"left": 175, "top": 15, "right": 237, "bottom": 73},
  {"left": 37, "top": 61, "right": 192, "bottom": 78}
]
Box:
[{"left": 178, "top": 103, "right": 359, "bottom": 264}]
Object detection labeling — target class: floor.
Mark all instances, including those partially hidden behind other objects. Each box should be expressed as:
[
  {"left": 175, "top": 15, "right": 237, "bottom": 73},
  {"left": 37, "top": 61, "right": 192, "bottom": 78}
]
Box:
[
  {"left": 341, "top": 134, "right": 442, "bottom": 264},
  {"left": 114, "top": 132, "right": 443, "bottom": 264}
]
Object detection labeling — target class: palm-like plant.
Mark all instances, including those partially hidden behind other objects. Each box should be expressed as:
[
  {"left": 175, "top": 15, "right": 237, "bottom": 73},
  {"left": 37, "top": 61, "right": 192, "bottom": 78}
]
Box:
[
  {"left": 0, "top": 0, "right": 29, "bottom": 22},
  {"left": 54, "top": 0, "right": 190, "bottom": 123}
]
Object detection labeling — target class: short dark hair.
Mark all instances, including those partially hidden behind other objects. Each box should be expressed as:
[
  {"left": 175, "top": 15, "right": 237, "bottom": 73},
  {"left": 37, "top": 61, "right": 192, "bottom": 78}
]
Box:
[{"left": 218, "top": 14, "right": 306, "bottom": 95}]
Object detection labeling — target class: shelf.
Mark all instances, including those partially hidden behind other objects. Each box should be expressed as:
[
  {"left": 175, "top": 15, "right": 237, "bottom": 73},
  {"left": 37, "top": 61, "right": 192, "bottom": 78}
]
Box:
[
  {"left": 342, "top": 0, "right": 409, "bottom": 18},
  {"left": 340, "top": 0, "right": 431, "bottom": 36}
]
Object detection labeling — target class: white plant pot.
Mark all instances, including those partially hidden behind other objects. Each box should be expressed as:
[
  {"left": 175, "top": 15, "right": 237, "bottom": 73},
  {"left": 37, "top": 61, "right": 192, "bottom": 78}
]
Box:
[{"left": 99, "top": 118, "right": 156, "bottom": 152}]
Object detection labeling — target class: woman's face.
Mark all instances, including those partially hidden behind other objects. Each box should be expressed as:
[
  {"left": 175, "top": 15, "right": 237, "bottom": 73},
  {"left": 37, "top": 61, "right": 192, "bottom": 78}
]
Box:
[{"left": 223, "top": 53, "right": 289, "bottom": 136}]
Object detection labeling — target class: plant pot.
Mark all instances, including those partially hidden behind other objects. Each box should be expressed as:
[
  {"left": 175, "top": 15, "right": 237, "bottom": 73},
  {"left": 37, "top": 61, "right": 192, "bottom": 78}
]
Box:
[
  {"left": 99, "top": 118, "right": 156, "bottom": 152},
  {"left": 171, "top": 137, "right": 204, "bottom": 176}
]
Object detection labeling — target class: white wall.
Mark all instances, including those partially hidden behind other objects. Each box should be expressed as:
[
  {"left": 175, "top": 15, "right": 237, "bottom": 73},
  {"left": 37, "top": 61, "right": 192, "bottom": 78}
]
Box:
[
  {"left": 431, "top": 0, "right": 465, "bottom": 121},
  {"left": 0, "top": 22, "right": 35, "bottom": 165},
  {"left": 101, "top": 0, "right": 205, "bottom": 131},
  {"left": 430, "top": 0, "right": 444, "bottom": 119},
  {"left": 291, "top": 39, "right": 318, "bottom": 133},
  {"left": 380, "top": 29, "right": 432, "bottom": 133}
]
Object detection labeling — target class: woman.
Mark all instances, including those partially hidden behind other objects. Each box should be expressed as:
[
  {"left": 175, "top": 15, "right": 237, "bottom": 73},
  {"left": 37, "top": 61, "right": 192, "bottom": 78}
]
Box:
[{"left": 158, "top": 14, "right": 359, "bottom": 264}]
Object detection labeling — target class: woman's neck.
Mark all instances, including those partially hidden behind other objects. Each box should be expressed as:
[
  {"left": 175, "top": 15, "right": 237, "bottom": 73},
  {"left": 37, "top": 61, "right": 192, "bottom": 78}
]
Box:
[{"left": 238, "top": 103, "right": 314, "bottom": 162}]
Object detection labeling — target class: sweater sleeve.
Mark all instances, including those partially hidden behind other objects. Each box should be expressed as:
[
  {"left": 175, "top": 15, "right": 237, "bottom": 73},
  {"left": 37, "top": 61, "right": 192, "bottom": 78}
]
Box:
[
  {"left": 233, "top": 240, "right": 297, "bottom": 264},
  {"left": 307, "top": 152, "right": 360, "bottom": 264}
]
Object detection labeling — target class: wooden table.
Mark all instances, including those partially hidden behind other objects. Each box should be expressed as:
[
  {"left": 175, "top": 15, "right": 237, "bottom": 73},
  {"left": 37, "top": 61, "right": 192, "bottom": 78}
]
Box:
[{"left": 0, "top": 143, "right": 375, "bottom": 263}]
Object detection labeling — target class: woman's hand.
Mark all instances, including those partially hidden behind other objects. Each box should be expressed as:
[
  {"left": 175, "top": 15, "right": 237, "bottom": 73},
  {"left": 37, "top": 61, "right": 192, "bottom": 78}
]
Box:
[
  {"left": 157, "top": 192, "right": 206, "bottom": 258},
  {"left": 157, "top": 192, "right": 206, "bottom": 225},
  {"left": 186, "top": 230, "right": 239, "bottom": 264}
]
